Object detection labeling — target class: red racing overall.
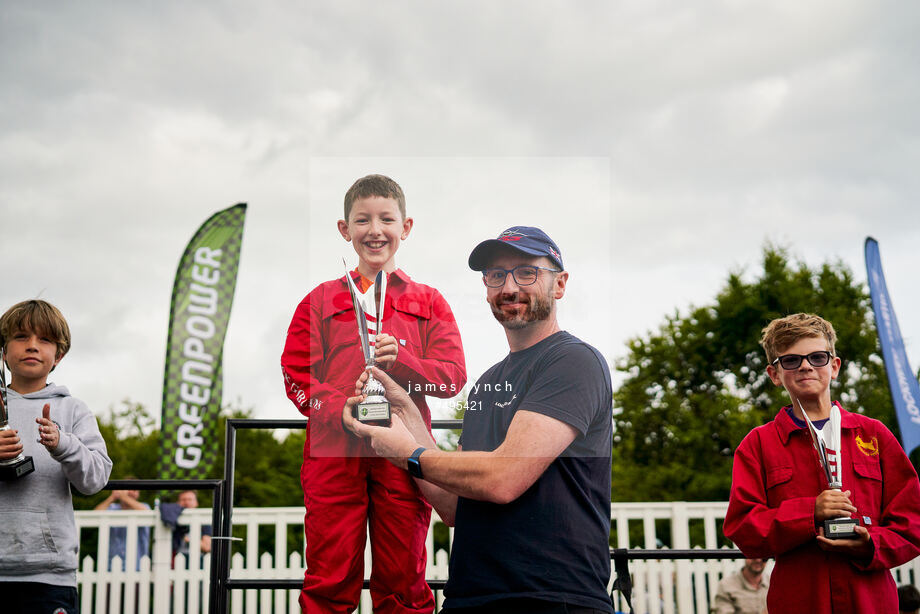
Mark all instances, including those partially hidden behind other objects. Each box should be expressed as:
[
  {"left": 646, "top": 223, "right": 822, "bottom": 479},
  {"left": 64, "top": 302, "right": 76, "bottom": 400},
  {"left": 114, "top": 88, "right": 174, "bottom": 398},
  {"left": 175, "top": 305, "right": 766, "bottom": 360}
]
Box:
[
  {"left": 724, "top": 403, "right": 920, "bottom": 614},
  {"left": 282, "top": 269, "right": 466, "bottom": 613}
]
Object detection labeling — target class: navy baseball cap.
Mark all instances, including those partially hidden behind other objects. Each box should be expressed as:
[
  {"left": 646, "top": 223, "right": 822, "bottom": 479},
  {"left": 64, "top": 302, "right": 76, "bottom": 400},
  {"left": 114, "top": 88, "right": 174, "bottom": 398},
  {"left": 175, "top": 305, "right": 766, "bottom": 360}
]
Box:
[{"left": 468, "top": 226, "right": 564, "bottom": 271}]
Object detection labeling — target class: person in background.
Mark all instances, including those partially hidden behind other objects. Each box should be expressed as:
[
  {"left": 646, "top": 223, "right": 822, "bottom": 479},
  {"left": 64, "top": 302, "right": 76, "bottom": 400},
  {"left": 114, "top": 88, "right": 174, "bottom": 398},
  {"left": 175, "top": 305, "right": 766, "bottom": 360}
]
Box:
[
  {"left": 159, "top": 489, "right": 211, "bottom": 558},
  {"left": 95, "top": 482, "right": 151, "bottom": 571},
  {"left": 711, "top": 558, "right": 768, "bottom": 614},
  {"left": 900, "top": 585, "right": 920, "bottom": 614}
]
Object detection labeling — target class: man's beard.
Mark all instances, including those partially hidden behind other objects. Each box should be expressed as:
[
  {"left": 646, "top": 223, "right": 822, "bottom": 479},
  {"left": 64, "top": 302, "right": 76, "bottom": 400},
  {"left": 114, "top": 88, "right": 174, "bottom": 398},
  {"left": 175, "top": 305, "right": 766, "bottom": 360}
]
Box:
[{"left": 488, "top": 289, "right": 553, "bottom": 329}]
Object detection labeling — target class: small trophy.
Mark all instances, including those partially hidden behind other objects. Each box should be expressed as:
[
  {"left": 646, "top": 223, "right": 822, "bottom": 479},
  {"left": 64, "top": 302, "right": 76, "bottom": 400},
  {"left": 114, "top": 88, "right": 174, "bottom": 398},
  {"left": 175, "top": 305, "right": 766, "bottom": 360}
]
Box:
[
  {"left": 0, "top": 348, "right": 35, "bottom": 481},
  {"left": 799, "top": 400, "right": 858, "bottom": 539},
  {"left": 344, "top": 262, "right": 391, "bottom": 426}
]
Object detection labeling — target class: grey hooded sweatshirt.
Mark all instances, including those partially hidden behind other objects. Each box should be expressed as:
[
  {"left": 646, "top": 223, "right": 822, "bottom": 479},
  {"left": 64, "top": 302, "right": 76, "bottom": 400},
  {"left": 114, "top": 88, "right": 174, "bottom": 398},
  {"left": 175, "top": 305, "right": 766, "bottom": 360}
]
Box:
[{"left": 0, "top": 383, "right": 112, "bottom": 587}]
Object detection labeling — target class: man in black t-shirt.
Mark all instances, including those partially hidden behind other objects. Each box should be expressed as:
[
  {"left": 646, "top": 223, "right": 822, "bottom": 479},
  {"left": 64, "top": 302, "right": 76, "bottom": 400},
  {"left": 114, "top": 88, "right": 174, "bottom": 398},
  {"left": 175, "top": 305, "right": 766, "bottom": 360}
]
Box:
[{"left": 344, "top": 226, "right": 613, "bottom": 614}]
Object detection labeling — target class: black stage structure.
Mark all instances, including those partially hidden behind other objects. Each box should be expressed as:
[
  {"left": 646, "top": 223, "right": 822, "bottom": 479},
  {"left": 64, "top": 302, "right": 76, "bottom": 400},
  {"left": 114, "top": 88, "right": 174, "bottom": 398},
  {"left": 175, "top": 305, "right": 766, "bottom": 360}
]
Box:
[{"left": 103, "top": 419, "right": 745, "bottom": 613}]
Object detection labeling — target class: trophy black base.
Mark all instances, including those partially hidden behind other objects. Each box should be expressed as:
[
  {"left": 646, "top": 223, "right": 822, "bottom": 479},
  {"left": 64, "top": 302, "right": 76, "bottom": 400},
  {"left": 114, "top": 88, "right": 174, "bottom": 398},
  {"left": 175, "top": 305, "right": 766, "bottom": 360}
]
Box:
[
  {"left": 0, "top": 456, "right": 35, "bottom": 481},
  {"left": 824, "top": 517, "right": 859, "bottom": 540},
  {"left": 355, "top": 400, "right": 391, "bottom": 427}
]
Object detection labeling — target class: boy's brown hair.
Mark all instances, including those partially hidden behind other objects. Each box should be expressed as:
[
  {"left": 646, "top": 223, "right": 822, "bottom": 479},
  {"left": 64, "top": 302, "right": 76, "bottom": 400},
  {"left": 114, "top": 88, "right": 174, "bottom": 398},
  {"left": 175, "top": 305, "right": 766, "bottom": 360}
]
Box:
[
  {"left": 343, "top": 174, "right": 406, "bottom": 221},
  {"left": 759, "top": 312, "right": 837, "bottom": 364},
  {"left": 0, "top": 299, "right": 72, "bottom": 360}
]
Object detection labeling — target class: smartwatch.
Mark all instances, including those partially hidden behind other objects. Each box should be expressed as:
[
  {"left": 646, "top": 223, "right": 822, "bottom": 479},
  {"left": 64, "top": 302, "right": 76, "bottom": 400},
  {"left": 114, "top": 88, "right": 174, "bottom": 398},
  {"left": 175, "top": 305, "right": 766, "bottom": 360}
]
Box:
[{"left": 407, "top": 447, "right": 427, "bottom": 479}]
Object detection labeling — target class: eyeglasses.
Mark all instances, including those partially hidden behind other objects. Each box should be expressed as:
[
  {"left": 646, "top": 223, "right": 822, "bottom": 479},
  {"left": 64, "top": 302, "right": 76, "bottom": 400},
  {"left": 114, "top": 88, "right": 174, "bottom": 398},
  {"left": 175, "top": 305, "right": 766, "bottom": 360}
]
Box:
[
  {"left": 482, "top": 265, "right": 561, "bottom": 287},
  {"left": 772, "top": 351, "right": 834, "bottom": 370}
]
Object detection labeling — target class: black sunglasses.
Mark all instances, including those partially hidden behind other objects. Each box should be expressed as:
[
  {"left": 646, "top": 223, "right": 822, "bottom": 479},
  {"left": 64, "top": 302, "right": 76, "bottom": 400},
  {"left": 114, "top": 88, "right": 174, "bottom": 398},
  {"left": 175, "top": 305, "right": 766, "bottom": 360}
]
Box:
[{"left": 772, "top": 351, "right": 834, "bottom": 370}]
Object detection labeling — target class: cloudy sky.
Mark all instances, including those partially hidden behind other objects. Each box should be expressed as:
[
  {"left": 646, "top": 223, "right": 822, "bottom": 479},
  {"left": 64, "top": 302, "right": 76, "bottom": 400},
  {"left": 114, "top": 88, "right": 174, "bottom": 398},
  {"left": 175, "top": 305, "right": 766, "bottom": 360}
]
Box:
[{"left": 2, "top": 1, "right": 918, "bottom": 427}]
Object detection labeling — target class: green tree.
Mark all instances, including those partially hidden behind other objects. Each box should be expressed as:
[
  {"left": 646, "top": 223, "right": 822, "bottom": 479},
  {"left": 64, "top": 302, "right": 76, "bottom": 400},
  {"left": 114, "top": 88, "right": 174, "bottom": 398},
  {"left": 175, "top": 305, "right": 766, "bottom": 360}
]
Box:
[
  {"left": 76, "top": 399, "right": 310, "bottom": 559},
  {"left": 431, "top": 392, "right": 467, "bottom": 556},
  {"left": 216, "top": 403, "right": 305, "bottom": 508},
  {"left": 438, "top": 388, "right": 467, "bottom": 452},
  {"left": 612, "top": 245, "right": 895, "bottom": 506},
  {"left": 75, "top": 400, "right": 306, "bottom": 509},
  {"left": 74, "top": 400, "right": 161, "bottom": 510}
]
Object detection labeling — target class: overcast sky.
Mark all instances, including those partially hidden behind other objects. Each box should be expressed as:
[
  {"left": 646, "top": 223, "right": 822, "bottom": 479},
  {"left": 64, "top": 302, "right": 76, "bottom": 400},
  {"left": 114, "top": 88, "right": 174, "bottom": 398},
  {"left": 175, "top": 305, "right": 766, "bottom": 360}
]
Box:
[{"left": 2, "top": 1, "right": 918, "bottom": 426}]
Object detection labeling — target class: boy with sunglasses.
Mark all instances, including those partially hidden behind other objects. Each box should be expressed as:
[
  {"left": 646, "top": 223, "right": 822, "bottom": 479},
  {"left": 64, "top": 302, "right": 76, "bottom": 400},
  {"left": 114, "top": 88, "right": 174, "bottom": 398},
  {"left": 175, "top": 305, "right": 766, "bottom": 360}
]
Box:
[{"left": 724, "top": 313, "right": 920, "bottom": 614}]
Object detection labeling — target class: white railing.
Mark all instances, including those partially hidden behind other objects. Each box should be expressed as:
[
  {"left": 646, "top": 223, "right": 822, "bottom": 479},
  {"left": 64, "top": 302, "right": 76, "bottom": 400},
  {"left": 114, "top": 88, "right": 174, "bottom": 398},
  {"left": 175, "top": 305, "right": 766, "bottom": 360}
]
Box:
[{"left": 75, "top": 502, "right": 920, "bottom": 614}]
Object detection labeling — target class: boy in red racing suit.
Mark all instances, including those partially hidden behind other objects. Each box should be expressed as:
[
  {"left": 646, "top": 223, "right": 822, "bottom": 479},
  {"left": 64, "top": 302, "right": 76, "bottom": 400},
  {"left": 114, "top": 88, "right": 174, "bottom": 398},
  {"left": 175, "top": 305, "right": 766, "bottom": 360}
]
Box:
[
  {"left": 724, "top": 313, "right": 920, "bottom": 613},
  {"left": 282, "top": 174, "right": 466, "bottom": 613}
]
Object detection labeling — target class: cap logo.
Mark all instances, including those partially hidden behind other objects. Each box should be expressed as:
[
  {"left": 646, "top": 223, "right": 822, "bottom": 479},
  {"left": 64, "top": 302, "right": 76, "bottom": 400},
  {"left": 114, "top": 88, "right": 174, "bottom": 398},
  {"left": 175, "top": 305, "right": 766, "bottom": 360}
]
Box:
[
  {"left": 498, "top": 230, "right": 527, "bottom": 242},
  {"left": 549, "top": 247, "right": 560, "bottom": 259}
]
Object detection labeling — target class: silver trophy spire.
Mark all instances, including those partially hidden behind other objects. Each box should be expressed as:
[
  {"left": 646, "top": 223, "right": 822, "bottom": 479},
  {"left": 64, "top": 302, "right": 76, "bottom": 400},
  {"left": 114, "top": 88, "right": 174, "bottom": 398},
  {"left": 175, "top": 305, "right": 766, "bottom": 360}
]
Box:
[
  {"left": 798, "top": 399, "right": 857, "bottom": 538},
  {"left": 343, "top": 262, "right": 391, "bottom": 425}
]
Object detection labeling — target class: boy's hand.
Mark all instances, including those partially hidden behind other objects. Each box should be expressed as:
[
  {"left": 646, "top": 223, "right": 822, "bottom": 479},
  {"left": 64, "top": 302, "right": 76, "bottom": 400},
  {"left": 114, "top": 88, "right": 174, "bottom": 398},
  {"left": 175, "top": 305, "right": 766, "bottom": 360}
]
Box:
[
  {"left": 374, "top": 334, "right": 399, "bottom": 370},
  {"left": 814, "top": 489, "right": 856, "bottom": 522},
  {"left": 36, "top": 403, "right": 60, "bottom": 451},
  {"left": 0, "top": 428, "right": 24, "bottom": 460},
  {"left": 354, "top": 369, "right": 370, "bottom": 396},
  {"left": 816, "top": 524, "right": 874, "bottom": 559}
]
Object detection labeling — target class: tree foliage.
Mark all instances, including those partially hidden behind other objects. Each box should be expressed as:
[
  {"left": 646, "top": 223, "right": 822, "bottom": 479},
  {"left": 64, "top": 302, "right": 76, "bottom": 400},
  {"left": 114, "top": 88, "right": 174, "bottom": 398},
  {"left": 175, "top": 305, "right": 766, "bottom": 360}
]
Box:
[
  {"left": 99, "top": 400, "right": 160, "bottom": 479},
  {"left": 74, "top": 400, "right": 306, "bottom": 512},
  {"left": 612, "top": 245, "right": 895, "bottom": 503}
]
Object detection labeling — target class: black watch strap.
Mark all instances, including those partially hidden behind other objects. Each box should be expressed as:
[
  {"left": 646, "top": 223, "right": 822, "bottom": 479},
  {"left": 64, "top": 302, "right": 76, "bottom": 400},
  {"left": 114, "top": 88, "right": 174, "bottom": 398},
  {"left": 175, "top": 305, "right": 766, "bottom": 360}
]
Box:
[{"left": 408, "top": 446, "right": 427, "bottom": 479}]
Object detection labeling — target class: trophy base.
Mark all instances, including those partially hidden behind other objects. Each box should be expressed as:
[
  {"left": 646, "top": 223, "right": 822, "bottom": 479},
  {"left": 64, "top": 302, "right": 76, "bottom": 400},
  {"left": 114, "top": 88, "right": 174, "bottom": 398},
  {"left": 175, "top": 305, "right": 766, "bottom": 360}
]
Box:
[
  {"left": 355, "top": 400, "right": 391, "bottom": 427},
  {"left": 824, "top": 517, "right": 859, "bottom": 540},
  {"left": 0, "top": 456, "right": 35, "bottom": 481}
]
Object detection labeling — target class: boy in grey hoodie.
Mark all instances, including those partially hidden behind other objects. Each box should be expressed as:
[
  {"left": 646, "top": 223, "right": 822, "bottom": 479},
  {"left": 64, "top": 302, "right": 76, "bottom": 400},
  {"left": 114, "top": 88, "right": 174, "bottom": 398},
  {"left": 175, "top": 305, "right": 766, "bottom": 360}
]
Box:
[{"left": 0, "top": 299, "right": 112, "bottom": 614}]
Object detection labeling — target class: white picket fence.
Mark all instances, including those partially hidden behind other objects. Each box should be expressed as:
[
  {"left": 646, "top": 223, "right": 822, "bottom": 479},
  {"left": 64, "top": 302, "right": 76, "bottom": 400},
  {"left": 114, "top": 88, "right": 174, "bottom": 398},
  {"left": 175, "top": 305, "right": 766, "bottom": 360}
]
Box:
[{"left": 75, "top": 502, "right": 920, "bottom": 614}]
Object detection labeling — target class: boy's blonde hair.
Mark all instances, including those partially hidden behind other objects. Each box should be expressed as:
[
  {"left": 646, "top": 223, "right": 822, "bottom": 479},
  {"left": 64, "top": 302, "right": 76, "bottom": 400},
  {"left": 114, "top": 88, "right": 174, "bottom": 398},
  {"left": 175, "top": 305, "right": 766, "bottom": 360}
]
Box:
[
  {"left": 343, "top": 174, "right": 406, "bottom": 221},
  {"left": 0, "top": 300, "right": 72, "bottom": 360},
  {"left": 759, "top": 313, "right": 837, "bottom": 364}
]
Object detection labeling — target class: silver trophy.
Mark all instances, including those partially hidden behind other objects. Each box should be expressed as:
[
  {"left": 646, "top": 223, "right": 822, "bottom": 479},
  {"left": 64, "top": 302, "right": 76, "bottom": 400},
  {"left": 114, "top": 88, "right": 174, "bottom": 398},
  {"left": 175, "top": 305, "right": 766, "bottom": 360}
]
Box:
[
  {"left": 799, "top": 399, "right": 858, "bottom": 539},
  {"left": 0, "top": 347, "right": 35, "bottom": 480},
  {"left": 344, "top": 262, "right": 391, "bottom": 425}
]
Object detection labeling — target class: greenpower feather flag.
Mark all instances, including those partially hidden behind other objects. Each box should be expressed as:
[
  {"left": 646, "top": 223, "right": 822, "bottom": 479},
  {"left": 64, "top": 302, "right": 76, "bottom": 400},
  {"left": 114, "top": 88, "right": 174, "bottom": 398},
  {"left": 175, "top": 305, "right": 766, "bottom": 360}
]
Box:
[{"left": 158, "top": 203, "right": 247, "bottom": 481}]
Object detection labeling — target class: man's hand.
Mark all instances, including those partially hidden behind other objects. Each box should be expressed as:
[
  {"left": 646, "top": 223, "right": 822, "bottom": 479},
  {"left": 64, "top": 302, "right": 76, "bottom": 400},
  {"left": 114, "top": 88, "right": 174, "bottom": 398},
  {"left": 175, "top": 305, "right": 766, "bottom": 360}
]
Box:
[
  {"left": 342, "top": 401, "right": 419, "bottom": 469},
  {"left": 352, "top": 366, "right": 428, "bottom": 436},
  {"left": 374, "top": 334, "right": 399, "bottom": 370},
  {"left": 0, "top": 428, "right": 23, "bottom": 460},
  {"left": 36, "top": 403, "right": 60, "bottom": 451},
  {"left": 814, "top": 489, "right": 856, "bottom": 522},
  {"left": 816, "top": 524, "right": 874, "bottom": 559},
  {"left": 370, "top": 366, "right": 427, "bottom": 430}
]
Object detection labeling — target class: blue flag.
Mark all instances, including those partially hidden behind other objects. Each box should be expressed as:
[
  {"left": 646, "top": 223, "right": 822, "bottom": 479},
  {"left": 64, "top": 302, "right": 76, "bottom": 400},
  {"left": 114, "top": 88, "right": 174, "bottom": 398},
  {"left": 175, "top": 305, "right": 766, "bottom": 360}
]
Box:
[{"left": 865, "top": 237, "right": 920, "bottom": 456}]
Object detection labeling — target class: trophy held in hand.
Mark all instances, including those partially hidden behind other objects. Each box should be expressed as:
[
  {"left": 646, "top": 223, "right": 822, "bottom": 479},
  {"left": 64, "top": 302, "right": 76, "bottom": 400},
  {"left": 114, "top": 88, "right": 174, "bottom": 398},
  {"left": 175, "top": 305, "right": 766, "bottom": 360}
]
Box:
[
  {"left": 0, "top": 348, "right": 35, "bottom": 481},
  {"left": 800, "top": 400, "right": 859, "bottom": 539},
  {"left": 344, "top": 262, "right": 391, "bottom": 427}
]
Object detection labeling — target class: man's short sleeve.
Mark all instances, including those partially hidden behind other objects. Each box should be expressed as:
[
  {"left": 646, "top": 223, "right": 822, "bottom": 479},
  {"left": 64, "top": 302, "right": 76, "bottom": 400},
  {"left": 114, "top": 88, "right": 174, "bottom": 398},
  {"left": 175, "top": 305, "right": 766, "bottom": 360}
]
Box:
[{"left": 519, "top": 342, "right": 611, "bottom": 441}]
